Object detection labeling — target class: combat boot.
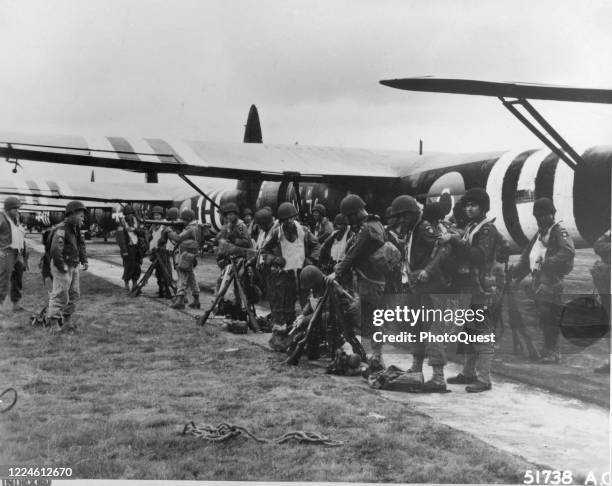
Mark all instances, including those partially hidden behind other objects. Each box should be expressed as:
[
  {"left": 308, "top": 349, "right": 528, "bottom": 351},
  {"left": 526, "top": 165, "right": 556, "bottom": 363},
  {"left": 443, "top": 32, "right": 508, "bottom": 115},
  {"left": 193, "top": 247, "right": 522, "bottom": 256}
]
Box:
[
  {"left": 48, "top": 317, "right": 62, "bottom": 334},
  {"left": 163, "top": 287, "right": 173, "bottom": 299},
  {"left": 466, "top": 380, "right": 492, "bottom": 393},
  {"left": 171, "top": 295, "right": 186, "bottom": 309},
  {"left": 12, "top": 301, "right": 26, "bottom": 313},
  {"left": 447, "top": 373, "right": 476, "bottom": 384},
  {"left": 124, "top": 280, "right": 130, "bottom": 292},
  {"left": 157, "top": 286, "right": 164, "bottom": 298},
  {"left": 188, "top": 294, "right": 201, "bottom": 309},
  {"left": 418, "top": 380, "right": 448, "bottom": 393}
]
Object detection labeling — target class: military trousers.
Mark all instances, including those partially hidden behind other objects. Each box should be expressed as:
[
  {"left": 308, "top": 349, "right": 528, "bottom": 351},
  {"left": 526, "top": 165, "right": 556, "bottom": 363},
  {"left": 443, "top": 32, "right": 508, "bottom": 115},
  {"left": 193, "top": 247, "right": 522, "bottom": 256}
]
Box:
[
  {"left": 534, "top": 293, "right": 563, "bottom": 354},
  {"left": 176, "top": 268, "right": 199, "bottom": 297},
  {"left": 267, "top": 270, "right": 298, "bottom": 325},
  {"left": 0, "top": 249, "right": 24, "bottom": 304},
  {"left": 357, "top": 276, "right": 386, "bottom": 355},
  {"left": 459, "top": 304, "right": 495, "bottom": 385},
  {"left": 47, "top": 265, "right": 80, "bottom": 320},
  {"left": 122, "top": 245, "right": 142, "bottom": 284}
]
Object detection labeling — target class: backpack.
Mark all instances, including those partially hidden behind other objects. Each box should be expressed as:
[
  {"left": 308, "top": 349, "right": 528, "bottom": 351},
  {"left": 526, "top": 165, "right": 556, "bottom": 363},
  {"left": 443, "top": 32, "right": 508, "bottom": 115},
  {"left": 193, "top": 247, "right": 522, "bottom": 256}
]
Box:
[
  {"left": 40, "top": 225, "right": 59, "bottom": 282},
  {"left": 367, "top": 240, "right": 402, "bottom": 274}
]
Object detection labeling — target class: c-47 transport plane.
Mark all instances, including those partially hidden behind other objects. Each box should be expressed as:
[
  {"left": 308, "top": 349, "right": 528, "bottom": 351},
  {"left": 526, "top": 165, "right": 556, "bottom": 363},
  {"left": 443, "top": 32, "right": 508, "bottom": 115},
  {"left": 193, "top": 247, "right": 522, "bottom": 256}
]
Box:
[{"left": 1, "top": 80, "right": 610, "bottom": 251}]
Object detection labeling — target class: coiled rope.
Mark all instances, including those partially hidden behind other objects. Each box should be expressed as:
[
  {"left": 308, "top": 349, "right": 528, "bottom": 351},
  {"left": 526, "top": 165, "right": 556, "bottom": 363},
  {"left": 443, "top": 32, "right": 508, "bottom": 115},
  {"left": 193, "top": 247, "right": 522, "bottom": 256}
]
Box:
[{"left": 182, "top": 422, "right": 343, "bottom": 447}]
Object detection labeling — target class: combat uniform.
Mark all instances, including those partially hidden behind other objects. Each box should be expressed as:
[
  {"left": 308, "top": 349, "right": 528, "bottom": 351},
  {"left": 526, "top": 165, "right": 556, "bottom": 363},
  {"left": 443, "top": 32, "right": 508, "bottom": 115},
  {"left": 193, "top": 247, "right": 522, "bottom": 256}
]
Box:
[
  {"left": 216, "top": 217, "right": 253, "bottom": 311},
  {"left": 0, "top": 209, "right": 27, "bottom": 310},
  {"left": 116, "top": 217, "right": 146, "bottom": 289},
  {"left": 149, "top": 222, "right": 173, "bottom": 298},
  {"left": 335, "top": 214, "right": 386, "bottom": 358},
  {"left": 262, "top": 221, "right": 321, "bottom": 325},
  {"left": 513, "top": 221, "right": 575, "bottom": 361},
  {"left": 169, "top": 220, "right": 202, "bottom": 307},
  {"left": 314, "top": 216, "right": 334, "bottom": 244},
  {"left": 403, "top": 218, "right": 453, "bottom": 385},
  {"left": 46, "top": 219, "right": 87, "bottom": 325},
  {"left": 448, "top": 214, "right": 500, "bottom": 389}
]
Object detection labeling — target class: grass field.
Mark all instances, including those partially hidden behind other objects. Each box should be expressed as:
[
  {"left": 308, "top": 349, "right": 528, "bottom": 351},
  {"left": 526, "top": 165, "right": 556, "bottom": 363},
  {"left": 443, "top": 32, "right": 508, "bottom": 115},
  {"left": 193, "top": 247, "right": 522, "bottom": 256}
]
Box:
[{"left": 0, "top": 263, "right": 536, "bottom": 482}]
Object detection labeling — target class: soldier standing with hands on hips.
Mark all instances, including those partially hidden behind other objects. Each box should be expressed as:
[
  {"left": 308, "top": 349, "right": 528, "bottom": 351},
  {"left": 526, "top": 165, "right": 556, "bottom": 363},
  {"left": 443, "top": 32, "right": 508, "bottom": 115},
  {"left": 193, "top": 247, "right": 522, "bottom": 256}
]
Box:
[{"left": 0, "top": 196, "right": 27, "bottom": 314}]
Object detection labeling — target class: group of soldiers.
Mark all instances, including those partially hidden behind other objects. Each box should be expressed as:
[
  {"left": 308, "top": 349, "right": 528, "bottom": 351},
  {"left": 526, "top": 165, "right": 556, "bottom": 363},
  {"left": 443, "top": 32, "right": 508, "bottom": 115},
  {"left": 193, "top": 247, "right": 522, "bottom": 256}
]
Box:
[{"left": 1, "top": 187, "right": 610, "bottom": 385}]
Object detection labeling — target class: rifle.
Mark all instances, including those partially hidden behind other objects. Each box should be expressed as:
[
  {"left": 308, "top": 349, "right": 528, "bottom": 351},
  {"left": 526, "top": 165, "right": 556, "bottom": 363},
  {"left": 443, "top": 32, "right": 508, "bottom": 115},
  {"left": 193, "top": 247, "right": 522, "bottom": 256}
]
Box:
[
  {"left": 130, "top": 243, "right": 178, "bottom": 297},
  {"left": 196, "top": 256, "right": 260, "bottom": 332},
  {"left": 142, "top": 219, "right": 186, "bottom": 228},
  {"left": 285, "top": 285, "right": 330, "bottom": 365},
  {"left": 502, "top": 263, "right": 539, "bottom": 360}
]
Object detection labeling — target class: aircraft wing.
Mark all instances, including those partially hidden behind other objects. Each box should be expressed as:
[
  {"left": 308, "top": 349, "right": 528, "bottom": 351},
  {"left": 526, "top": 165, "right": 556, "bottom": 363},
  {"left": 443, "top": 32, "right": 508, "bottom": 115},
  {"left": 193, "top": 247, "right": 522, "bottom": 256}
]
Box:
[
  {"left": 0, "top": 133, "right": 404, "bottom": 183},
  {"left": 379, "top": 77, "right": 612, "bottom": 104},
  {"left": 0, "top": 177, "right": 191, "bottom": 205}
]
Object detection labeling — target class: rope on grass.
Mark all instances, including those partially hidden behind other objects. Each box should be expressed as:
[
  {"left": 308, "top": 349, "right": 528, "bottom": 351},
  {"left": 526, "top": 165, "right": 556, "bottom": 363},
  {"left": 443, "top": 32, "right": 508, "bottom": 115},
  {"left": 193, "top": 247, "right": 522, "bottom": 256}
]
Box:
[
  {"left": 0, "top": 388, "right": 17, "bottom": 413},
  {"left": 182, "top": 421, "right": 343, "bottom": 447}
]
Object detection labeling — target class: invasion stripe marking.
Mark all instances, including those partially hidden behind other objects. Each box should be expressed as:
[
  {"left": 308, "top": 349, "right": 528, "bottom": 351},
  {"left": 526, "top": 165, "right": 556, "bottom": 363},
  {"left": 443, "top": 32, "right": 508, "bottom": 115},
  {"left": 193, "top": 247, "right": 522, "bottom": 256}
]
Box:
[
  {"left": 501, "top": 150, "right": 537, "bottom": 249},
  {"left": 107, "top": 137, "right": 141, "bottom": 161},
  {"left": 486, "top": 150, "right": 521, "bottom": 246},
  {"left": 515, "top": 149, "right": 549, "bottom": 240},
  {"left": 553, "top": 160, "right": 581, "bottom": 245}
]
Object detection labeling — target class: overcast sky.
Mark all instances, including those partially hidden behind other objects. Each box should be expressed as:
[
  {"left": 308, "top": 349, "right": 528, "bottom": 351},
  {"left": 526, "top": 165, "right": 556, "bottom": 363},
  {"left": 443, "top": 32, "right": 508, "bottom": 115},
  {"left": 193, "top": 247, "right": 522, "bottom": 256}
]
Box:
[{"left": 0, "top": 0, "right": 610, "bottom": 184}]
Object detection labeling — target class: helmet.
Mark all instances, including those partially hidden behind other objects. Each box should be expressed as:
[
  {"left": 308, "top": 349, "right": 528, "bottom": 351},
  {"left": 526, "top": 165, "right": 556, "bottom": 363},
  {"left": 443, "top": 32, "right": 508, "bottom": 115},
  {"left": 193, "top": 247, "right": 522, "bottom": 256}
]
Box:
[
  {"left": 150, "top": 206, "right": 164, "bottom": 217},
  {"left": 255, "top": 208, "right": 273, "bottom": 225},
  {"left": 333, "top": 213, "right": 348, "bottom": 226},
  {"left": 166, "top": 207, "right": 179, "bottom": 221},
  {"left": 221, "top": 202, "right": 239, "bottom": 216},
  {"left": 462, "top": 188, "right": 490, "bottom": 213},
  {"left": 339, "top": 194, "right": 366, "bottom": 216},
  {"left": 390, "top": 195, "right": 419, "bottom": 217},
  {"left": 123, "top": 205, "right": 135, "bottom": 216},
  {"left": 277, "top": 202, "right": 298, "bottom": 220},
  {"left": 422, "top": 202, "right": 443, "bottom": 223},
  {"left": 312, "top": 203, "right": 326, "bottom": 216},
  {"left": 533, "top": 197, "right": 556, "bottom": 217},
  {"left": 66, "top": 200, "right": 87, "bottom": 215},
  {"left": 243, "top": 208, "right": 253, "bottom": 216},
  {"left": 3, "top": 196, "right": 21, "bottom": 211},
  {"left": 181, "top": 209, "right": 196, "bottom": 222},
  {"left": 384, "top": 206, "right": 392, "bottom": 218},
  {"left": 300, "top": 265, "right": 324, "bottom": 290}
]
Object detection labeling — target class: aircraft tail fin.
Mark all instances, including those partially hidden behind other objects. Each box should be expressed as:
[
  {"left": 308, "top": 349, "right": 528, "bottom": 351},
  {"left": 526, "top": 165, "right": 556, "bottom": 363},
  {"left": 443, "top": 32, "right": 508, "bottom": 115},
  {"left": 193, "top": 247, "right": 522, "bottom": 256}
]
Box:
[{"left": 243, "top": 104, "right": 263, "bottom": 143}]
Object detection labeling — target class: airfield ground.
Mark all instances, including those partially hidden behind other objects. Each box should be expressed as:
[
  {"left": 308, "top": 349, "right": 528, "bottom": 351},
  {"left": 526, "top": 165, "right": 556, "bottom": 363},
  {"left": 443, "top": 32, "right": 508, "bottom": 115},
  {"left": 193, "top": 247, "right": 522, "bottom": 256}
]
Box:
[{"left": 0, "top": 237, "right": 609, "bottom": 482}]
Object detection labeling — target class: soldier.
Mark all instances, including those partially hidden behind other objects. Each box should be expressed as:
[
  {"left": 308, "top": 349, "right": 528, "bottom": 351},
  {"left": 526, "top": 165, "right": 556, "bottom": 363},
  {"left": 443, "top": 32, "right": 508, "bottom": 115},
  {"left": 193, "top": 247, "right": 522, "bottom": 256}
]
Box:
[
  {"left": 46, "top": 201, "right": 88, "bottom": 332},
  {"left": 214, "top": 203, "right": 253, "bottom": 314},
  {"left": 148, "top": 206, "right": 173, "bottom": 299},
  {"left": 441, "top": 188, "right": 500, "bottom": 392},
  {"left": 243, "top": 208, "right": 254, "bottom": 240},
  {"left": 326, "top": 194, "right": 388, "bottom": 371},
  {"left": 320, "top": 214, "right": 353, "bottom": 276},
  {"left": 0, "top": 197, "right": 27, "bottom": 313},
  {"left": 116, "top": 205, "right": 146, "bottom": 292},
  {"left": 294, "top": 265, "right": 366, "bottom": 361},
  {"left": 389, "top": 197, "right": 452, "bottom": 392},
  {"left": 591, "top": 229, "right": 610, "bottom": 374},
  {"left": 262, "top": 202, "right": 321, "bottom": 325},
  {"left": 168, "top": 209, "right": 201, "bottom": 309},
  {"left": 248, "top": 208, "right": 275, "bottom": 296},
  {"left": 511, "top": 197, "right": 575, "bottom": 364},
  {"left": 312, "top": 203, "right": 334, "bottom": 244}
]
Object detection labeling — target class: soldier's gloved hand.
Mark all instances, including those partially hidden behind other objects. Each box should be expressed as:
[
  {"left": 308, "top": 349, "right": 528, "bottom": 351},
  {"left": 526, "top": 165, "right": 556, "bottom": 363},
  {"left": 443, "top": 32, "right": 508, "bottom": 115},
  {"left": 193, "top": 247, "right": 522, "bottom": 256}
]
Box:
[
  {"left": 417, "top": 269, "right": 430, "bottom": 283},
  {"left": 81, "top": 263, "right": 88, "bottom": 272},
  {"left": 325, "top": 272, "right": 336, "bottom": 283}
]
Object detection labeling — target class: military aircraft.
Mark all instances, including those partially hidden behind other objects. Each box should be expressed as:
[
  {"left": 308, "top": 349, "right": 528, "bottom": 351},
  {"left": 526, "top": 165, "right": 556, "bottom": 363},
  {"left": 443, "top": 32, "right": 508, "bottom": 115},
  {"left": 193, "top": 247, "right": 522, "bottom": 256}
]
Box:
[{"left": 1, "top": 81, "right": 610, "bottom": 251}]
